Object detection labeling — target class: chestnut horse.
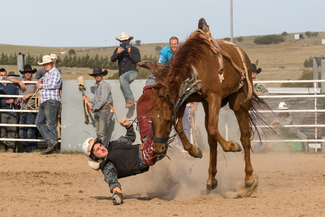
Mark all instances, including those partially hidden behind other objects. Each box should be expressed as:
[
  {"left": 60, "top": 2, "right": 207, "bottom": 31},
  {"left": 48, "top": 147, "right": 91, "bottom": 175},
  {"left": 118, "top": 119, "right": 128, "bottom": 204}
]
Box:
[{"left": 139, "top": 30, "right": 269, "bottom": 195}]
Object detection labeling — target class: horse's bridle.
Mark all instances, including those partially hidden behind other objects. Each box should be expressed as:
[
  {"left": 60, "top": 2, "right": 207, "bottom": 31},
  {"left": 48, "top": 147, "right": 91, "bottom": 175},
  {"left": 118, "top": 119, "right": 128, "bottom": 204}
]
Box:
[
  {"left": 150, "top": 97, "right": 175, "bottom": 145},
  {"left": 150, "top": 122, "right": 172, "bottom": 144}
]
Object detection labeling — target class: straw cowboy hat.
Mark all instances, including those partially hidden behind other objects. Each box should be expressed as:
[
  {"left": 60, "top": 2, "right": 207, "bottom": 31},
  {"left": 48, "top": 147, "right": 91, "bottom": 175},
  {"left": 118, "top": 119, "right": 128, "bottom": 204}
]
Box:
[
  {"left": 251, "top": 63, "right": 262, "bottom": 74},
  {"left": 38, "top": 55, "right": 53, "bottom": 65},
  {"left": 50, "top": 53, "right": 60, "bottom": 64},
  {"left": 88, "top": 66, "right": 108, "bottom": 76},
  {"left": 7, "top": 71, "right": 20, "bottom": 77},
  {"left": 19, "top": 64, "right": 37, "bottom": 74},
  {"left": 115, "top": 32, "right": 134, "bottom": 41}
]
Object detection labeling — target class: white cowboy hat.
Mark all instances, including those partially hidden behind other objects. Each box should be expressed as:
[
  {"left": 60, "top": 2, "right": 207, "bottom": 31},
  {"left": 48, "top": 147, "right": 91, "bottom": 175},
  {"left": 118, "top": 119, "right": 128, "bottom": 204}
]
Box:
[
  {"left": 115, "top": 32, "right": 134, "bottom": 41},
  {"left": 277, "top": 102, "right": 290, "bottom": 110},
  {"left": 38, "top": 55, "right": 53, "bottom": 65},
  {"left": 50, "top": 53, "right": 60, "bottom": 64}
]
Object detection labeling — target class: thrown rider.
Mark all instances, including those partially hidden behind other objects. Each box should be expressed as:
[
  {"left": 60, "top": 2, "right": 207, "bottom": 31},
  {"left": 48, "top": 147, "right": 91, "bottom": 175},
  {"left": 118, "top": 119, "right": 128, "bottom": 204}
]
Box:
[{"left": 82, "top": 118, "right": 158, "bottom": 205}]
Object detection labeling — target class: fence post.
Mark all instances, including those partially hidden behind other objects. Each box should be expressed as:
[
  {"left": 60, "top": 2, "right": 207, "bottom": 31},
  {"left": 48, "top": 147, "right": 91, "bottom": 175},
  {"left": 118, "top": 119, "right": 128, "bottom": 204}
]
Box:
[
  {"left": 17, "top": 53, "right": 25, "bottom": 77},
  {"left": 322, "top": 59, "right": 325, "bottom": 93}
]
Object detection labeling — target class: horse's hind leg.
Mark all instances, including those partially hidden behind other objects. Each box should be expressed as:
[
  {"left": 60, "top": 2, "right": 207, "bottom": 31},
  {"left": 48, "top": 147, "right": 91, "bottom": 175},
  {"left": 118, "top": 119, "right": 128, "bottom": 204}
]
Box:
[
  {"left": 175, "top": 103, "right": 202, "bottom": 158},
  {"left": 202, "top": 101, "right": 218, "bottom": 190},
  {"left": 233, "top": 107, "right": 258, "bottom": 190}
]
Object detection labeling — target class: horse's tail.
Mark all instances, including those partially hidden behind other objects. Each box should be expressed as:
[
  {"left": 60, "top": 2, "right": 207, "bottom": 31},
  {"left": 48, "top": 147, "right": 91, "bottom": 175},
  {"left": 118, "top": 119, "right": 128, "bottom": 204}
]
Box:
[{"left": 249, "top": 92, "right": 275, "bottom": 147}]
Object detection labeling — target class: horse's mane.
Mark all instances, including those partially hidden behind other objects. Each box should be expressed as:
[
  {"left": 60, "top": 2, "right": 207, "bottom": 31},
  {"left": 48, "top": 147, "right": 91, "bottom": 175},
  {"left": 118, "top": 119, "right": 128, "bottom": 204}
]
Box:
[{"left": 152, "top": 32, "right": 212, "bottom": 102}]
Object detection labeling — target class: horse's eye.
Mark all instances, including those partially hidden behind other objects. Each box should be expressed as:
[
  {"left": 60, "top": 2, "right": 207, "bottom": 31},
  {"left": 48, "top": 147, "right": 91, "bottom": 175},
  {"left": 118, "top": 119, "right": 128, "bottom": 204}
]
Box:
[{"left": 166, "top": 120, "right": 170, "bottom": 124}]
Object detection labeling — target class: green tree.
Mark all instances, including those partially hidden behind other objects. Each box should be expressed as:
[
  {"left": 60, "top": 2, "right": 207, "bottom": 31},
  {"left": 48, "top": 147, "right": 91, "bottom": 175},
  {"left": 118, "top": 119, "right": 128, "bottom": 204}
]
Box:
[
  {"left": 155, "top": 46, "right": 162, "bottom": 53},
  {"left": 135, "top": 40, "right": 141, "bottom": 46},
  {"left": 281, "top": 31, "right": 288, "bottom": 37},
  {"left": 68, "top": 49, "right": 76, "bottom": 55},
  {"left": 311, "top": 32, "right": 318, "bottom": 37}
]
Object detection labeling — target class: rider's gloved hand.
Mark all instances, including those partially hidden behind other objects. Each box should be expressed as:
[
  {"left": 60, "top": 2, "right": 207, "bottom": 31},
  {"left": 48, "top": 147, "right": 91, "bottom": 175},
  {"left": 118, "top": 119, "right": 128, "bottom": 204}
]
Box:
[{"left": 112, "top": 192, "right": 124, "bottom": 205}]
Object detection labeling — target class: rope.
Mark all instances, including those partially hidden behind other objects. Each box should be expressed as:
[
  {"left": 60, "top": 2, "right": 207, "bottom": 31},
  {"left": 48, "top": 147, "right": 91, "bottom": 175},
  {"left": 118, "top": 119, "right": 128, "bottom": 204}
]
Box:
[
  {"left": 99, "top": 95, "right": 137, "bottom": 126},
  {"left": 27, "top": 88, "right": 41, "bottom": 110}
]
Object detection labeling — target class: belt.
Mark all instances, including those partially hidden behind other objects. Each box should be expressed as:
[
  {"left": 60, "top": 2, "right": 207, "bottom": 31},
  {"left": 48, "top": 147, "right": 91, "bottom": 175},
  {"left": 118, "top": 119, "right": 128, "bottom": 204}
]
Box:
[{"left": 100, "top": 106, "right": 110, "bottom": 110}]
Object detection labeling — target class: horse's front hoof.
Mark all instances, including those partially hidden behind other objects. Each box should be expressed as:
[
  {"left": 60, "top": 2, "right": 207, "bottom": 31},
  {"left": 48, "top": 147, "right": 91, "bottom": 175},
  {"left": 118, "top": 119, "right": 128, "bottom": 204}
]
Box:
[
  {"left": 195, "top": 147, "right": 203, "bottom": 158},
  {"left": 235, "top": 142, "right": 242, "bottom": 152},
  {"left": 206, "top": 179, "right": 218, "bottom": 190}
]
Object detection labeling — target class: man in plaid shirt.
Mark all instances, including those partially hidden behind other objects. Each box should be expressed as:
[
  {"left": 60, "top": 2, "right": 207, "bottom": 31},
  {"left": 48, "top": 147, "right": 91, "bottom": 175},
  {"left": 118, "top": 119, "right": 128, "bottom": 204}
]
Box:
[{"left": 36, "top": 55, "right": 61, "bottom": 155}]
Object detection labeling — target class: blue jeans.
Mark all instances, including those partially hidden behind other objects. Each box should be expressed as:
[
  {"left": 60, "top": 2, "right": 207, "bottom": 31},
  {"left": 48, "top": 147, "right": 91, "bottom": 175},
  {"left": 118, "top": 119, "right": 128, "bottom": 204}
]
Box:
[
  {"left": 35, "top": 100, "right": 60, "bottom": 147},
  {"left": 19, "top": 112, "right": 37, "bottom": 153},
  {"left": 145, "top": 71, "right": 158, "bottom": 86},
  {"left": 119, "top": 70, "right": 139, "bottom": 101},
  {"left": 0, "top": 112, "right": 18, "bottom": 149},
  {"left": 94, "top": 109, "right": 112, "bottom": 146}
]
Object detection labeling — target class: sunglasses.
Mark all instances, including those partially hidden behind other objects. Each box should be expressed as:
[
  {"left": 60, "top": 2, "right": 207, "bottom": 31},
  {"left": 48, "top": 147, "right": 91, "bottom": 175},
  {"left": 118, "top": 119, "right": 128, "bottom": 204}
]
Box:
[{"left": 94, "top": 73, "right": 101, "bottom": 77}]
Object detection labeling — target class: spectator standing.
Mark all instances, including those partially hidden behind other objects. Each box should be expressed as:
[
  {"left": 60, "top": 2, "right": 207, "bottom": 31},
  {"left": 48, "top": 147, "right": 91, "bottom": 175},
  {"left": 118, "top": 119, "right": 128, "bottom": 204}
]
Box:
[
  {"left": 0, "top": 68, "right": 19, "bottom": 152},
  {"left": 10, "top": 65, "right": 38, "bottom": 152},
  {"left": 35, "top": 55, "right": 61, "bottom": 155},
  {"left": 111, "top": 32, "right": 141, "bottom": 108},
  {"left": 145, "top": 36, "right": 179, "bottom": 86},
  {"left": 83, "top": 66, "right": 113, "bottom": 146}
]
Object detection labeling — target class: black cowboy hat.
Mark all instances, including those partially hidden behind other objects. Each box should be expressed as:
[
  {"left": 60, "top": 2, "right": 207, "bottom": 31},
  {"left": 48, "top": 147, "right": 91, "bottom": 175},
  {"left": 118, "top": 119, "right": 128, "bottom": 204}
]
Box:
[
  {"left": 8, "top": 71, "right": 20, "bottom": 77},
  {"left": 251, "top": 64, "right": 262, "bottom": 74},
  {"left": 88, "top": 66, "right": 108, "bottom": 76},
  {"left": 19, "top": 64, "right": 37, "bottom": 74}
]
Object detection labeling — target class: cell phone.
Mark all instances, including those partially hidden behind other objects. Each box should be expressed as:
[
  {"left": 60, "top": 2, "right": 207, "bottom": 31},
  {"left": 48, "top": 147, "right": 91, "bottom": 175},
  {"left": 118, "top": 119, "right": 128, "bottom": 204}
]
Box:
[{"left": 120, "top": 42, "right": 130, "bottom": 52}]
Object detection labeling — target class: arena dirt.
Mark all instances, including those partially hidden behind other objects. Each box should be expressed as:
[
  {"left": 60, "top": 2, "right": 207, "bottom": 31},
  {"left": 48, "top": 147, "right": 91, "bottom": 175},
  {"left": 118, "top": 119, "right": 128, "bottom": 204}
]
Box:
[{"left": 1, "top": 149, "right": 325, "bottom": 217}]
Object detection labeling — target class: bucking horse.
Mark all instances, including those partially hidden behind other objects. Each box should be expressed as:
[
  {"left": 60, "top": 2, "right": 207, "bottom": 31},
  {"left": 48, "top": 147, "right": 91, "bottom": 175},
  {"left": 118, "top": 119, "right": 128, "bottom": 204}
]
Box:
[{"left": 138, "top": 23, "right": 271, "bottom": 197}]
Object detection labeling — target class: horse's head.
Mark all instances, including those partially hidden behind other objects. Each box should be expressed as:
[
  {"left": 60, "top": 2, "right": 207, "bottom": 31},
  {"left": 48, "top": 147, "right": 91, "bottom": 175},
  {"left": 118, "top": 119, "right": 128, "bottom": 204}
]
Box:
[{"left": 150, "top": 89, "right": 173, "bottom": 155}]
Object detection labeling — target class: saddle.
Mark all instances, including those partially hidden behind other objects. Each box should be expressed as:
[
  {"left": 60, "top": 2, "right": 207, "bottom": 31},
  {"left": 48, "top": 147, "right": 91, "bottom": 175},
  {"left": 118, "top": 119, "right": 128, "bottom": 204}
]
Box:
[{"left": 196, "top": 18, "right": 252, "bottom": 103}]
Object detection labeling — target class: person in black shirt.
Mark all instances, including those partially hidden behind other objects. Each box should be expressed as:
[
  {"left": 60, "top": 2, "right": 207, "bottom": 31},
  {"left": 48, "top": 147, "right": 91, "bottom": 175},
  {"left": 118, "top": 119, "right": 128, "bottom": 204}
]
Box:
[{"left": 111, "top": 32, "right": 141, "bottom": 108}]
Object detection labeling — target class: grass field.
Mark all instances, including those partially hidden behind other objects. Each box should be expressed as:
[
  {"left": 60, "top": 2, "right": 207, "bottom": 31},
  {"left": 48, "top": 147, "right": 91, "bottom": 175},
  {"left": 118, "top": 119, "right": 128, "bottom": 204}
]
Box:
[{"left": 1, "top": 31, "right": 324, "bottom": 84}]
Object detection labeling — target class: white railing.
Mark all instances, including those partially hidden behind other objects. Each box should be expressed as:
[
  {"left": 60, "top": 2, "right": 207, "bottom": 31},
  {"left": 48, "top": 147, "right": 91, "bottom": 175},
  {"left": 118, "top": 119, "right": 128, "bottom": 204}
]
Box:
[
  {"left": 0, "top": 80, "right": 44, "bottom": 143},
  {"left": 252, "top": 79, "right": 324, "bottom": 152}
]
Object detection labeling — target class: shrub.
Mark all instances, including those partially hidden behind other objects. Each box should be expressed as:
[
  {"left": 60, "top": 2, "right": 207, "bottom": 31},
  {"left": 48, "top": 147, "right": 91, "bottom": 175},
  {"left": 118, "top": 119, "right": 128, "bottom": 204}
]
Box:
[
  {"left": 254, "top": 35, "right": 284, "bottom": 44},
  {"left": 237, "top": 36, "right": 243, "bottom": 42}
]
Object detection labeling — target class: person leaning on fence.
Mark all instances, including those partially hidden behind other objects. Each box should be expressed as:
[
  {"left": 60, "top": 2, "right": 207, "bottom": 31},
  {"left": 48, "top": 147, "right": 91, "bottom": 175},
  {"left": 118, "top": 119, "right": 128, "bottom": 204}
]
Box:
[
  {"left": 110, "top": 32, "right": 141, "bottom": 108},
  {"left": 252, "top": 62, "right": 268, "bottom": 95},
  {"left": 9, "top": 64, "right": 38, "bottom": 153},
  {"left": 35, "top": 53, "right": 62, "bottom": 80},
  {"left": 35, "top": 55, "right": 61, "bottom": 155},
  {"left": 82, "top": 118, "right": 151, "bottom": 205},
  {"left": 0, "top": 68, "right": 19, "bottom": 152},
  {"left": 83, "top": 66, "right": 113, "bottom": 146}
]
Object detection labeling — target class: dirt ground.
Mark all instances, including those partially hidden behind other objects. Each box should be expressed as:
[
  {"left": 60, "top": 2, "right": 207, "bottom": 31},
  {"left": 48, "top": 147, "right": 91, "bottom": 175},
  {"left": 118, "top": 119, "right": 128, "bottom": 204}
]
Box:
[{"left": 1, "top": 148, "right": 325, "bottom": 217}]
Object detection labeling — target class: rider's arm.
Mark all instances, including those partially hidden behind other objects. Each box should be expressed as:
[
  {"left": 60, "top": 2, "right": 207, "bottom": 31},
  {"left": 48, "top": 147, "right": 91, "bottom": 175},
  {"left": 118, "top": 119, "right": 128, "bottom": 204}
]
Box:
[
  {"left": 102, "top": 161, "right": 122, "bottom": 193},
  {"left": 114, "top": 125, "right": 136, "bottom": 145}
]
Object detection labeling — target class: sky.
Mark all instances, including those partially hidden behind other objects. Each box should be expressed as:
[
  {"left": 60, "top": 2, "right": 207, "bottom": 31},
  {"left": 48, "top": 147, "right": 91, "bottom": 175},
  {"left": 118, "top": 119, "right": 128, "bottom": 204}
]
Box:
[{"left": 1, "top": 0, "right": 325, "bottom": 48}]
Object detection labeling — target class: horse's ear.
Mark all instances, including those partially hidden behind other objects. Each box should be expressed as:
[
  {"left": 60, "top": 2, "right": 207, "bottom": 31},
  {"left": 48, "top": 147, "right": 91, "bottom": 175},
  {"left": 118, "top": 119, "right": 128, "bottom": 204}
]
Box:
[
  {"left": 151, "top": 88, "right": 158, "bottom": 101},
  {"left": 255, "top": 59, "right": 259, "bottom": 67},
  {"left": 138, "top": 61, "right": 154, "bottom": 70},
  {"left": 190, "top": 64, "right": 199, "bottom": 79}
]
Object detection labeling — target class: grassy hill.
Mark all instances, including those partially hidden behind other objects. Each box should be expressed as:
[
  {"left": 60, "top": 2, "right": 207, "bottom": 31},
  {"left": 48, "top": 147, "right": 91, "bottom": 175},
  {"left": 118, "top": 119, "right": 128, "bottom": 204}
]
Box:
[{"left": 1, "top": 32, "right": 324, "bottom": 84}]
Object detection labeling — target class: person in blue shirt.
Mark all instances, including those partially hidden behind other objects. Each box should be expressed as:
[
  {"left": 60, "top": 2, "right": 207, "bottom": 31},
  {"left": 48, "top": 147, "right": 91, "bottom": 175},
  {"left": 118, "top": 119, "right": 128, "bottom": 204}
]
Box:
[
  {"left": 145, "top": 36, "right": 179, "bottom": 86},
  {"left": 0, "top": 68, "right": 19, "bottom": 152}
]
